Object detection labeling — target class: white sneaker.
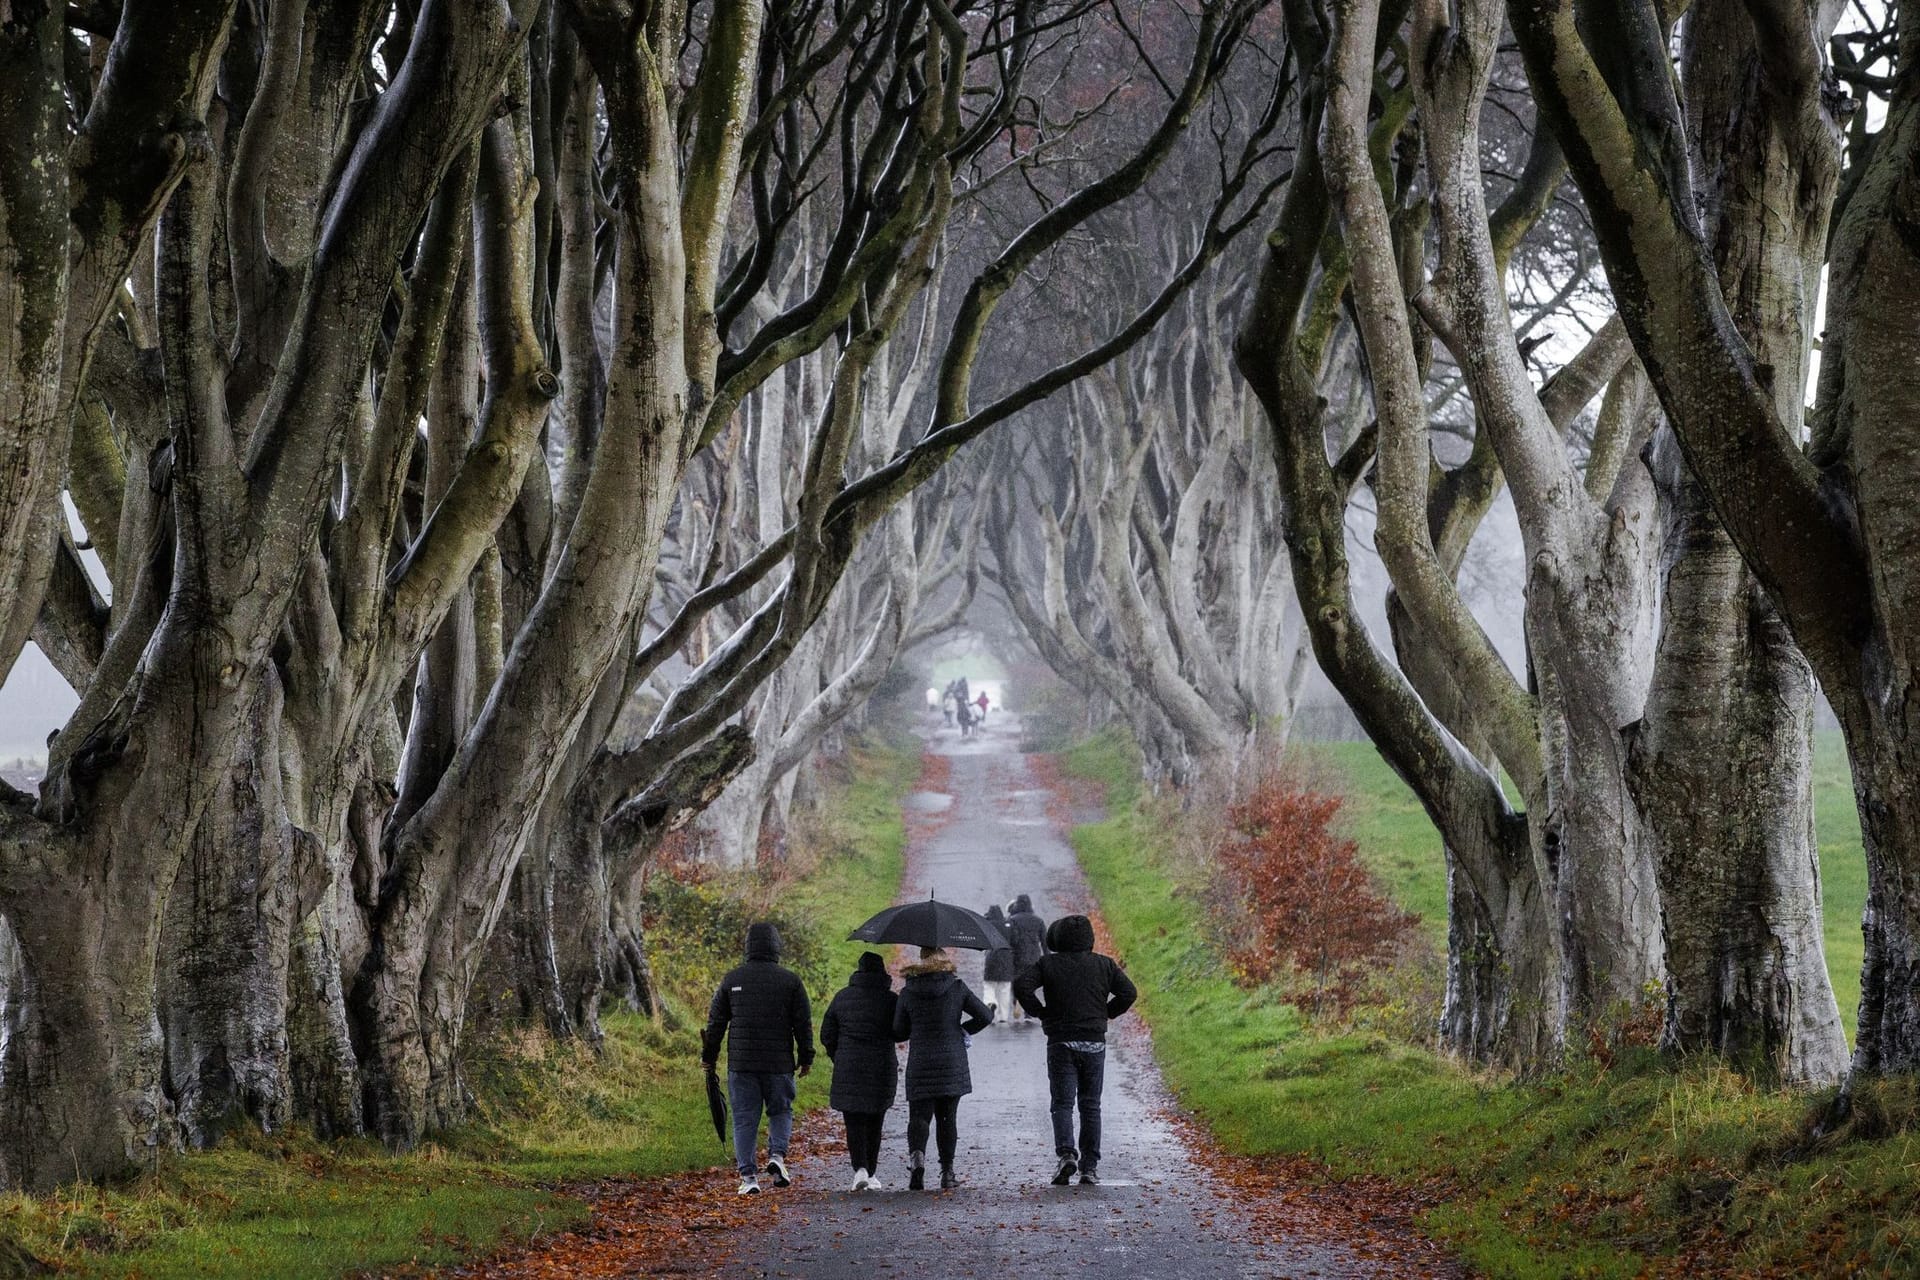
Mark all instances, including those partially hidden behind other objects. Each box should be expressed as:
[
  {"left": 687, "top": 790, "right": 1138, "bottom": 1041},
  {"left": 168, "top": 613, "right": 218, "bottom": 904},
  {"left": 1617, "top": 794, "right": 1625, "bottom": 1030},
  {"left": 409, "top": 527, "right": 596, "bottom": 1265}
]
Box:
[
  {"left": 864, "top": 1175, "right": 886, "bottom": 1190},
  {"left": 850, "top": 1168, "right": 870, "bottom": 1191},
  {"left": 766, "top": 1155, "right": 791, "bottom": 1187},
  {"left": 738, "top": 1176, "right": 761, "bottom": 1196}
]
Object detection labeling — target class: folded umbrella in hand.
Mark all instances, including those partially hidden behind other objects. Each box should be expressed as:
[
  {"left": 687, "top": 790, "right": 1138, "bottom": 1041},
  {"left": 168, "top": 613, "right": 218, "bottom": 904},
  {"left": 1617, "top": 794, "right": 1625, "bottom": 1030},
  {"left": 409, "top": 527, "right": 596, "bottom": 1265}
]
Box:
[{"left": 704, "top": 1065, "right": 728, "bottom": 1144}]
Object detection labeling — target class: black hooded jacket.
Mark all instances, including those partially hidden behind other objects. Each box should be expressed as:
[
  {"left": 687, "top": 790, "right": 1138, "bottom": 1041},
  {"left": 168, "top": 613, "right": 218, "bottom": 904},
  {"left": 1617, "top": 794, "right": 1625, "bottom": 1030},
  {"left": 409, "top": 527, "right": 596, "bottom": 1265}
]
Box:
[
  {"left": 892, "top": 957, "right": 993, "bottom": 1101},
  {"left": 982, "top": 905, "right": 1016, "bottom": 982},
  {"left": 702, "top": 923, "right": 815, "bottom": 1075},
  {"left": 1005, "top": 894, "right": 1048, "bottom": 971},
  {"left": 821, "top": 954, "right": 899, "bottom": 1114},
  {"left": 1013, "top": 915, "right": 1137, "bottom": 1043}
]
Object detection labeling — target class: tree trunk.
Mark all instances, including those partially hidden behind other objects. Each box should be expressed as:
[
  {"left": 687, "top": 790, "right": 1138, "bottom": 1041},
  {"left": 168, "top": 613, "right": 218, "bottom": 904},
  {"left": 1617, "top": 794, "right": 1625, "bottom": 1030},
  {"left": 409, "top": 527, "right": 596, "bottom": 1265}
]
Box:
[
  {"left": 0, "top": 911, "right": 168, "bottom": 1188},
  {"left": 1439, "top": 843, "right": 1560, "bottom": 1067},
  {"left": 607, "top": 864, "right": 662, "bottom": 1021},
  {"left": 1390, "top": 598, "right": 1560, "bottom": 1064},
  {"left": 546, "top": 787, "right": 611, "bottom": 1045},
  {"left": 1521, "top": 500, "right": 1667, "bottom": 1029},
  {"left": 1537, "top": 676, "right": 1666, "bottom": 1023},
  {"left": 288, "top": 904, "right": 363, "bottom": 1138},
  {"left": 1844, "top": 727, "right": 1920, "bottom": 1073},
  {"left": 495, "top": 827, "right": 573, "bottom": 1041},
  {"left": 1632, "top": 455, "right": 1846, "bottom": 1083},
  {"left": 158, "top": 679, "right": 297, "bottom": 1146}
]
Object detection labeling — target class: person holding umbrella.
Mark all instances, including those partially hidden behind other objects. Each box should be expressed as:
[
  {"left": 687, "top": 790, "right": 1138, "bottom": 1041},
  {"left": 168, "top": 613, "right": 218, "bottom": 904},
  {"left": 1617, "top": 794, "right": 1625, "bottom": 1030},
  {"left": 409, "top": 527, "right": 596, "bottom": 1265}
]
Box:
[
  {"left": 702, "top": 922, "right": 814, "bottom": 1196},
  {"left": 893, "top": 946, "right": 994, "bottom": 1190},
  {"left": 845, "top": 896, "right": 1007, "bottom": 1190},
  {"left": 820, "top": 951, "right": 898, "bottom": 1191}
]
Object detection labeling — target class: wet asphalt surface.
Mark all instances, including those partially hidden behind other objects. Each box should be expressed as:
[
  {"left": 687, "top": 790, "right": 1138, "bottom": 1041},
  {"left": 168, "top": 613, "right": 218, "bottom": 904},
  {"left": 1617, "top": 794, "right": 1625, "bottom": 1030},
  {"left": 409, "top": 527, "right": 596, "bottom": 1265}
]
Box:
[{"left": 727, "top": 715, "right": 1420, "bottom": 1279}]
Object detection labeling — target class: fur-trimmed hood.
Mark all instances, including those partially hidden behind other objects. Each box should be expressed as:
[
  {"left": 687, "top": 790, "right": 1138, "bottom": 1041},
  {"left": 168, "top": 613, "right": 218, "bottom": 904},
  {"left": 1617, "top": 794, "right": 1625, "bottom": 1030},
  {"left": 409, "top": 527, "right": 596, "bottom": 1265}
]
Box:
[{"left": 902, "top": 954, "right": 957, "bottom": 979}]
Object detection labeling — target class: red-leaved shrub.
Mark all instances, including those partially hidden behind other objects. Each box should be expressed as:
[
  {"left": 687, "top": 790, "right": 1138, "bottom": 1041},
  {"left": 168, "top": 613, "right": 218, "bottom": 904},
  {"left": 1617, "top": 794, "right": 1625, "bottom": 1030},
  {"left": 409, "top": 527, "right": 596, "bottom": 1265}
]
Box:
[{"left": 1206, "top": 774, "right": 1420, "bottom": 1013}]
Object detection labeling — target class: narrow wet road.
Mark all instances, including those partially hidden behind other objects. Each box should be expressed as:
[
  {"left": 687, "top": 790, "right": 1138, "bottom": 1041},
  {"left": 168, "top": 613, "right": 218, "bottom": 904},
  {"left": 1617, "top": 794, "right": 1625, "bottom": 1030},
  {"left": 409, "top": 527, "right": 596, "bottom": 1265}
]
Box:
[{"left": 727, "top": 714, "right": 1452, "bottom": 1279}]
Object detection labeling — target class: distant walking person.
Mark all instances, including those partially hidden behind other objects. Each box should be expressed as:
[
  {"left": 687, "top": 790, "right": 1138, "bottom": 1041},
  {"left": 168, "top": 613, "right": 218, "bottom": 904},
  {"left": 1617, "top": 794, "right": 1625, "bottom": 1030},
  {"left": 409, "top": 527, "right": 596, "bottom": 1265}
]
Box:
[
  {"left": 981, "top": 904, "right": 1016, "bottom": 1019},
  {"left": 1003, "top": 893, "right": 1048, "bottom": 1023},
  {"left": 702, "top": 923, "right": 814, "bottom": 1196},
  {"left": 1013, "top": 915, "right": 1138, "bottom": 1186},
  {"left": 974, "top": 690, "right": 990, "bottom": 721},
  {"left": 893, "top": 947, "right": 994, "bottom": 1191},
  {"left": 821, "top": 952, "right": 898, "bottom": 1191},
  {"left": 956, "top": 698, "right": 976, "bottom": 738},
  {"left": 926, "top": 685, "right": 942, "bottom": 720}
]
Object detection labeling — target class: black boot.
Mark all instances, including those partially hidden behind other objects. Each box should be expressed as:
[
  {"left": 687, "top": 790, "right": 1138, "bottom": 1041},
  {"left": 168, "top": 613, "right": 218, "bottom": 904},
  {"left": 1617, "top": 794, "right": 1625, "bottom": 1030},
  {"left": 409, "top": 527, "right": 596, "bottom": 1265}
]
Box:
[
  {"left": 907, "top": 1150, "right": 925, "bottom": 1191},
  {"left": 940, "top": 1164, "right": 959, "bottom": 1190}
]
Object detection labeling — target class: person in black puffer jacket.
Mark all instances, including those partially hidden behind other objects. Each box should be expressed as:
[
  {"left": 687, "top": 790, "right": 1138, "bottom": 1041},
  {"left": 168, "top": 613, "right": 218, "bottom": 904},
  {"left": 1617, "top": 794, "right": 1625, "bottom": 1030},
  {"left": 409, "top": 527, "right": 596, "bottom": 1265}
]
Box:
[
  {"left": 1004, "top": 894, "right": 1048, "bottom": 1023},
  {"left": 1013, "top": 914, "right": 1136, "bottom": 1186},
  {"left": 892, "top": 947, "right": 993, "bottom": 1190},
  {"left": 982, "top": 904, "right": 1016, "bottom": 1022},
  {"left": 702, "top": 923, "right": 814, "bottom": 1194},
  {"left": 820, "top": 952, "right": 898, "bottom": 1190}
]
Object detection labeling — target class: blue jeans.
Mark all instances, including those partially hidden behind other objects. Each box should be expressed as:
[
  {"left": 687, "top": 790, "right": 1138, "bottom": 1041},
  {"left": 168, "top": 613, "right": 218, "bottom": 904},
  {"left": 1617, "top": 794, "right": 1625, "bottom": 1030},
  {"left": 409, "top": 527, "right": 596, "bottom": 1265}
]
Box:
[
  {"left": 728, "top": 1071, "right": 796, "bottom": 1176},
  {"left": 1046, "top": 1043, "right": 1105, "bottom": 1167}
]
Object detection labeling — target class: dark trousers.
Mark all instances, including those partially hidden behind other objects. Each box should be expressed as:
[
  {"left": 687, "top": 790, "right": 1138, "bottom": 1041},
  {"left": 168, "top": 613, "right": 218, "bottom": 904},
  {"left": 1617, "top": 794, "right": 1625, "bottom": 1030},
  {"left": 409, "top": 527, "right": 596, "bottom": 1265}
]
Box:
[
  {"left": 906, "top": 1095, "right": 960, "bottom": 1165},
  {"left": 842, "top": 1110, "right": 884, "bottom": 1172},
  {"left": 1047, "top": 1043, "right": 1106, "bottom": 1168}
]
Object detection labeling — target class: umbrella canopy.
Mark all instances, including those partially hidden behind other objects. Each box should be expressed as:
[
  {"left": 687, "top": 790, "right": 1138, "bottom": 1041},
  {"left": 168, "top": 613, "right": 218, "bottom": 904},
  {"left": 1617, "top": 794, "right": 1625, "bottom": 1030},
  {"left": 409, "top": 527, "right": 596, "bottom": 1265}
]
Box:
[
  {"left": 704, "top": 1066, "right": 728, "bottom": 1144},
  {"left": 847, "top": 897, "right": 1012, "bottom": 951}
]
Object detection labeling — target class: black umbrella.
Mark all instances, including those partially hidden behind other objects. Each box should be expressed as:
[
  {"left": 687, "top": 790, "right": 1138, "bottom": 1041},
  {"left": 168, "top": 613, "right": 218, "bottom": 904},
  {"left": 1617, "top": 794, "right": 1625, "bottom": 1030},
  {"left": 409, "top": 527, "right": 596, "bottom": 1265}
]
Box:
[
  {"left": 847, "top": 896, "right": 1012, "bottom": 951},
  {"left": 704, "top": 1065, "right": 728, "bottom": 1144}
]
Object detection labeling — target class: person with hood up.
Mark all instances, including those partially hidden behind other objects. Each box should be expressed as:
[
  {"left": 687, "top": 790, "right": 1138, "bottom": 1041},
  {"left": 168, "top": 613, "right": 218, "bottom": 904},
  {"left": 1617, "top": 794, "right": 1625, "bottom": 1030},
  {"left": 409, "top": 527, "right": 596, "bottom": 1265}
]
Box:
[
  {"left": 892, "top": 946, "right": 994, "bottom": 1190},
  {"left": 981, "top": 904, "right": 1016, "bottom": 1019},
  {"left": 702, "top": 922, "right": 814, "bottom": 1196},
  {"left": 820, "top": 952, "right": 899, "bottom": 1191},
  {"left": 1003, "top": 893, "right": 1048, "bottom": 1023},
  {"left": 1013, "top": 914, "right": 1137, "bottom": 1186}
]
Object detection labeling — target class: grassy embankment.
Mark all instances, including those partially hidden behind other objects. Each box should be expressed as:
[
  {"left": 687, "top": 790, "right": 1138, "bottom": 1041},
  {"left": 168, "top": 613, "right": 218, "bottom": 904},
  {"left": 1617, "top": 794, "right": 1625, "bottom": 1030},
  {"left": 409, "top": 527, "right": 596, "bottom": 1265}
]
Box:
[
  {"left": 1060, "top": 729, "right": 1916, "bottom": 1279},
  {"left": 0, "top": 738, "right": 920, "bottom": 1279}
]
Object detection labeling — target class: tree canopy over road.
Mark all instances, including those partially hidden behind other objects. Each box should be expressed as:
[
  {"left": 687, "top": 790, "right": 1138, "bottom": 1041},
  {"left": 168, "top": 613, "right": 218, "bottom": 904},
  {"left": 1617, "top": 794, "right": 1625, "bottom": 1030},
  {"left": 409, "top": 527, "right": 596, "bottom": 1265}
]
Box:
[{"left": 7, "top": 0, "right": 1920, "bottom": 1228}]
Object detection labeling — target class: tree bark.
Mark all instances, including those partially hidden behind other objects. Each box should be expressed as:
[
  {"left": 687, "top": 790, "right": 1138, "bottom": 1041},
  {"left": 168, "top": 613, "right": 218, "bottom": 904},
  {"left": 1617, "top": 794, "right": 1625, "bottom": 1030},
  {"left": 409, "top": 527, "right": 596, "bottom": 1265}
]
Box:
[
  {"left": 1632, "top": 444, "right": 1846, "bottom": 1083},
  {"left": 159, "top": 677, "right": 298, "bottom": 1146},
  {"left": 1506, "top": 0, "right": 1920, "bottom": 1074},
  {"left": 1619, "top": 0, "right": 1847, "bottom": 1086}
]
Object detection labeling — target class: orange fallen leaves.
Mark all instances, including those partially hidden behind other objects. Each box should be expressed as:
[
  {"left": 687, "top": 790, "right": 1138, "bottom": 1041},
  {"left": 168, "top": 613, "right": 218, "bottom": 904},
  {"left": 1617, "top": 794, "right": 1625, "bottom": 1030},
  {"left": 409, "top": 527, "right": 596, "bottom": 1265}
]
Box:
[{"left": 426, "top": 1113, "right": 846, "bottom": 1279}]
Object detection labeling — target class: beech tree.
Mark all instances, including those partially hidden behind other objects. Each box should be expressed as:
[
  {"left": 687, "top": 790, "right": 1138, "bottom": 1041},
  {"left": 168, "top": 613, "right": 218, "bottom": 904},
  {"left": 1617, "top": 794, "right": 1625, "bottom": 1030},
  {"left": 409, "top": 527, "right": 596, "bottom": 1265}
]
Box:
[
  {"left": 1234, "top": 0, "right": 1846, "bottom": 1079},
  {"left": 1503, "top": 0, "right": 1920, "bottom": 1079},
  {"left": 486, "top": 0, "right": 1281, "bottom": 1049},
  {"left": 0, "top": 0, "right": 1276, "bottom": 1188}
]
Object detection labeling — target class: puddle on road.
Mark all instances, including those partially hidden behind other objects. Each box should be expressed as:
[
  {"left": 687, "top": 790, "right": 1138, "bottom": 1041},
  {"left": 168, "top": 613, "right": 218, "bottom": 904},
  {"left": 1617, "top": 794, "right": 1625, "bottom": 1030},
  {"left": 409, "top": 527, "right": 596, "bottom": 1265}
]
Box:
[{"left": 904, "top": 791, "right": 953, "bottom": 813}]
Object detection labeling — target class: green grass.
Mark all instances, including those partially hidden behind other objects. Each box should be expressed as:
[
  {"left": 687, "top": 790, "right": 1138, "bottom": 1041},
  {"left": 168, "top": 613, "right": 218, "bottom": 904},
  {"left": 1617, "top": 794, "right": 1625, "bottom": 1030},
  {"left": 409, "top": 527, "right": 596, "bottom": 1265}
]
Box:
[
  {"left": 3, "top": 734, "right": 921, "bottom": 1279},
  {"left": 1064, "top": 736, "right": 1920, "bottom": 1279},
  {"left": 1311, "top": 732, "right": 1869, "bottom": 1040},
  {"left": 1055, "top": 726, "right": 1143, "bottom": 807}
]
